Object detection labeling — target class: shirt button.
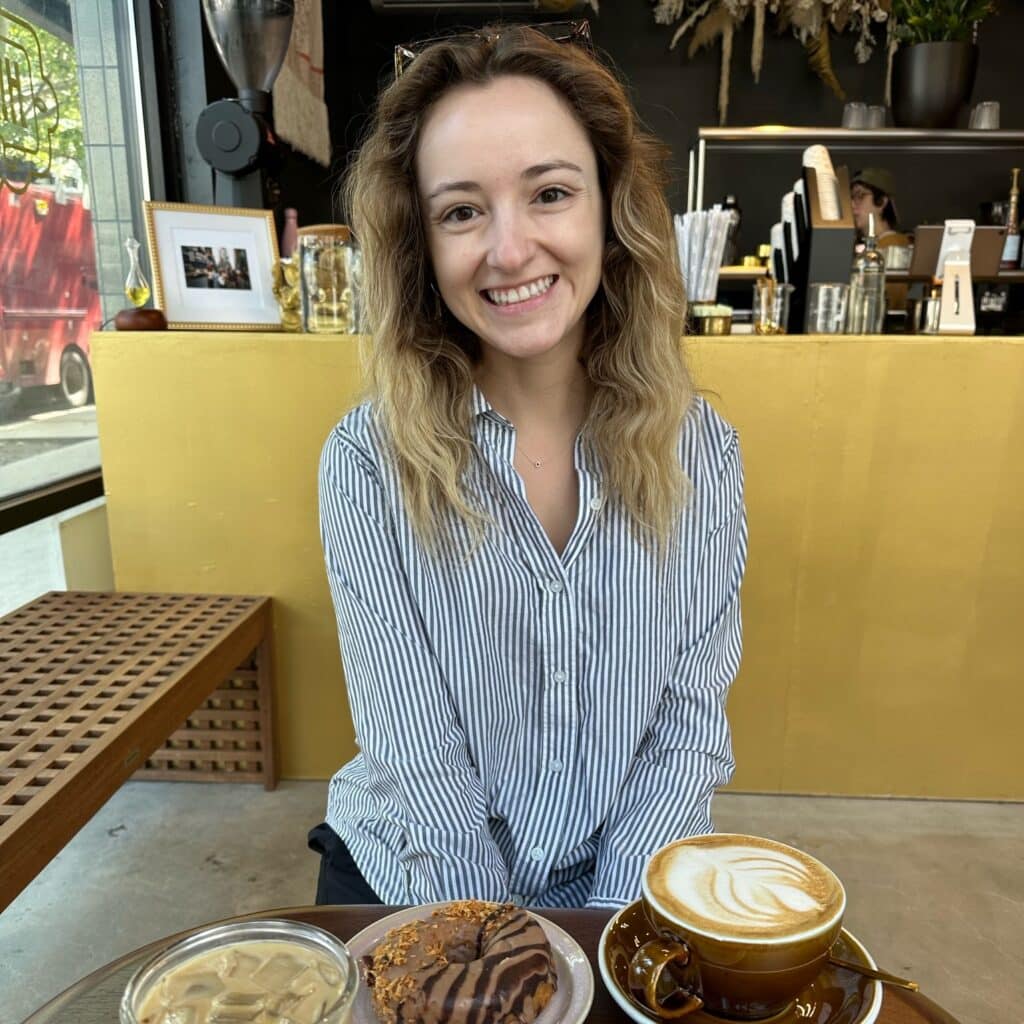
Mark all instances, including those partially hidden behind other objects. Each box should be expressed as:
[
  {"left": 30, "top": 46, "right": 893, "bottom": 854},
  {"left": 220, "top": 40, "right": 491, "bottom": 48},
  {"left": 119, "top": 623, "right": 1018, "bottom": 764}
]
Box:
[
  {"left": 530, "top": 846, "right": 545, "bottom": 861},
  {"left": 551, "top": 669, "right": 567, "bottom": 684},
  {"left": 547, "top": 578, "right": 563, "bottom": 594},
  {"left": 589, "top": 496, "right": 603, "bottom": 511},
  {"left": 510, "top": 892, "right": 526, "bottom": 905},
  {"left": 549, "top": 759, "right": 563, "bottom": 773}
]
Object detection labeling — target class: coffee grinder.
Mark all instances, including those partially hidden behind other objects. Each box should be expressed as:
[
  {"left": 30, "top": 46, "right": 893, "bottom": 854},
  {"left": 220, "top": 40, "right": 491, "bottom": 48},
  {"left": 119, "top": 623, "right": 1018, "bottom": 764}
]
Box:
[{"left": 196, "top": 0, "right": 295, "bottom": 209}]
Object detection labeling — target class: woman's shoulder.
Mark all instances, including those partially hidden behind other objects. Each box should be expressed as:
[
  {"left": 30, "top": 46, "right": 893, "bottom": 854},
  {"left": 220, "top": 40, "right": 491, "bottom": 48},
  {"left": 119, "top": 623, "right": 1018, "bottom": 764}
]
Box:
[
  {"left": 321, "top": 401, "right": 387, "bottom": 481},
  {"left": 680, "top": 394, "right": 740, "bottom": 481}
]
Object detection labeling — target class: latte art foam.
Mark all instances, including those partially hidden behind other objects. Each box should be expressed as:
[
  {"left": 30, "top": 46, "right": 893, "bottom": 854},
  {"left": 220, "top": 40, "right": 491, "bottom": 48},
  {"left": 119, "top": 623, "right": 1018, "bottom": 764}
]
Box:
[{"left": 645, "top": 835, "right": 845, "bottom": 942}]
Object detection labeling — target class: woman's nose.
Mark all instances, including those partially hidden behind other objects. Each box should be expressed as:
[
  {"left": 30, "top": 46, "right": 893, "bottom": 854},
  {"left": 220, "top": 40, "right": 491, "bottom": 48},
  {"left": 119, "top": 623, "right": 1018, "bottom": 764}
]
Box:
[{"left": 485, "top": 209, "right": 534, "bottom": 271}]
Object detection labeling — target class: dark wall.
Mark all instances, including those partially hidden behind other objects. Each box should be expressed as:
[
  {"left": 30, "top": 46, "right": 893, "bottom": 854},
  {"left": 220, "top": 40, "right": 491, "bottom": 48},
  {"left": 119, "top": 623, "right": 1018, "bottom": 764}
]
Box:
[{"left": 210, "top": 3, "right": 1024, "bottom": 251}]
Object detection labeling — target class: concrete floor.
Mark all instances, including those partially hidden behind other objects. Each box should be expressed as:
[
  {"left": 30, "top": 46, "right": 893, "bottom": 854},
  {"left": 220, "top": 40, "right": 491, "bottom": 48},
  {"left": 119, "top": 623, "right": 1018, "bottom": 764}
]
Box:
[{"left": 2, "top": 783, "right": 1021, "bottom": 1024}]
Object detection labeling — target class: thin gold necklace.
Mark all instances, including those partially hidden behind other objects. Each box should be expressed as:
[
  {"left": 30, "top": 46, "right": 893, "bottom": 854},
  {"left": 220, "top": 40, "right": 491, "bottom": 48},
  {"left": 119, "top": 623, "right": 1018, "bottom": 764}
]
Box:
[
  {"left": 515, "top": 443, "right": 548, "bottom": 471},
  {"left": 515, "top": 437, "right": 576, "bottom": 471}
]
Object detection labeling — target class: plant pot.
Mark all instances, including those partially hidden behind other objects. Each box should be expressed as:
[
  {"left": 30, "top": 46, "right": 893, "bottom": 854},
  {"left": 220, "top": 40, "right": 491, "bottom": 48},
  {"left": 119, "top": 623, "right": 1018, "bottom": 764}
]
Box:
[{"left": 891, "top": 41, "right": 978, "bottom": 129}]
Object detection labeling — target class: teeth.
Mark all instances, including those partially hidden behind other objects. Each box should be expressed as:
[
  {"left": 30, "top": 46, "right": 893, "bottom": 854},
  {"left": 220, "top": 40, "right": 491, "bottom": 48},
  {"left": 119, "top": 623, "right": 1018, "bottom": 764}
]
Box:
[{"left": 486, "top": 276, "right": 554, "bottom": 306}]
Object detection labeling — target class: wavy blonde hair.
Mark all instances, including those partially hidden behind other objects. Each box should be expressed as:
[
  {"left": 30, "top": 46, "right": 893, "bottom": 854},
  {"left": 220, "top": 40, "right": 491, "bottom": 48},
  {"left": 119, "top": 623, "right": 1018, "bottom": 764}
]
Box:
[{"left": 345, "top": 24, "right": 693, "bottom": 551}]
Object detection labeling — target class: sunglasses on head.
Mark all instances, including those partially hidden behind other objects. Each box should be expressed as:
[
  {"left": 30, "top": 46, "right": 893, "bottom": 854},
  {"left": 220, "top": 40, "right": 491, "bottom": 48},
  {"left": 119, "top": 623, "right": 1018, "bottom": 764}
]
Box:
[{"left": 394, "top": 19, "right": 593, "bottom": 80}]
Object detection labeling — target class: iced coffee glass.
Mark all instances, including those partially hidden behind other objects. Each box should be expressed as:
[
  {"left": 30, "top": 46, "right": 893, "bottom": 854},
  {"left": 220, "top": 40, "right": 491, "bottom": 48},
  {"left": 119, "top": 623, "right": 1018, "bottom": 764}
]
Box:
[{"left": 120, "top": 919, "right": 358, "bottom": 1024}]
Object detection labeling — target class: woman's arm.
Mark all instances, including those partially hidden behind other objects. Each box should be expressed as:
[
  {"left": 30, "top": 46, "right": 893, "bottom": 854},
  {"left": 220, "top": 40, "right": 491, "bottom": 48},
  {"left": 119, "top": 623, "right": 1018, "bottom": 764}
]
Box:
[
  {"left": 319, "top": 425, "right": 510, "bottom": 903},
  {"left": 587, "top": 431, "right": 748, "bottom": 907}
]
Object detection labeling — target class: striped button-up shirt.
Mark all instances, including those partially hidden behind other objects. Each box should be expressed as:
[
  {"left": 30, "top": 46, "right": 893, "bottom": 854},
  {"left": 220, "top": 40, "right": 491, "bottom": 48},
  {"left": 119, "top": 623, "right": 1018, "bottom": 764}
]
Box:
[{"left": 319, "top": 388, "right": 747, "bottom": 908}]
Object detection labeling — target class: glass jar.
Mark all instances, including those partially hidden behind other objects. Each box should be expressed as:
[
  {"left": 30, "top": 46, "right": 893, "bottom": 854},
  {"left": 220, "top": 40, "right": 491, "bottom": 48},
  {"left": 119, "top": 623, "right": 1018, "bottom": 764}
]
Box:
[{"left": 298, "top": 225, "right": 359, "bottom": 333}]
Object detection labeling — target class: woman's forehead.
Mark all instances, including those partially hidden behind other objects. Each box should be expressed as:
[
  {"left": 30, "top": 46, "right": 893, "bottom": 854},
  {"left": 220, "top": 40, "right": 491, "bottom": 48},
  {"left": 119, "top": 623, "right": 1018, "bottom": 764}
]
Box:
[{"left": 415, "top": 75, "right": 596, "bottom": 189}]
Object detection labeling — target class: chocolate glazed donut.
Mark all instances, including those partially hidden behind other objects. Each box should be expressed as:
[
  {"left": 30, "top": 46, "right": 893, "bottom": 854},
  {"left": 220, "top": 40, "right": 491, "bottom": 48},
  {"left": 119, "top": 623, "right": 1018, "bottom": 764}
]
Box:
[{"left": 364, "top": 901, "right": 558, "bottom": 1024}]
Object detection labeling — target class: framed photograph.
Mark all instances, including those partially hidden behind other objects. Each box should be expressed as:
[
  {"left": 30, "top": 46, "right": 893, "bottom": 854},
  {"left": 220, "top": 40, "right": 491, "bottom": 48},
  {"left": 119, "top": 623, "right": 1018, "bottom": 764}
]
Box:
[{"left": 143, "top": 202, "right": 282, "bottom": 330}]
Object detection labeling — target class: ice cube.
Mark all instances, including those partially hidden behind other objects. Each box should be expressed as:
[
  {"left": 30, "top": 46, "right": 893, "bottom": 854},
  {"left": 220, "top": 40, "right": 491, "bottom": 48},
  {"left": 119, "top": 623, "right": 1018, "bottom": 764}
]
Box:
[
  {"left": 207, "top": 1007, "right": 262, "bottom": 1024},
  {"left": 288, "top": 993, "right": 328, "bottom": 1024},
  {"left": 208, "top": 1007, "right": 264, "bottom": 1024},
  {"left": 265, "top": 991, "right": 303, "bottom": 1016},
  {"left": 159, "top": 1008, "right": 198, "bottom": 1024},
  {"left": 215, "top": 950, "right": 263, "bottom": 980},
  {"left": 164, "top": 970, "right": 225, "bottom": 1002},
  {"left": 212, "top": 989, "right": 266, "bottom": 1010},
  {"left": 286, "top": 967, "right": 318, "bottom": 999},
  {"left": 316, "top": 961, "right": 342, "bottom": 989},
  {"left": 251, "top": 952, "right": 309, "bottom": 991}
]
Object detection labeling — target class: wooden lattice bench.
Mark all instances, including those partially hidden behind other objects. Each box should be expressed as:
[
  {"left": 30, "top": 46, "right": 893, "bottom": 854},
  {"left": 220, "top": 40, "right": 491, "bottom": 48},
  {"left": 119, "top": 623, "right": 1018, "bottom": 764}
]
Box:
[{"left": 0, "top": 591, "right": 276, "bottom": 911}]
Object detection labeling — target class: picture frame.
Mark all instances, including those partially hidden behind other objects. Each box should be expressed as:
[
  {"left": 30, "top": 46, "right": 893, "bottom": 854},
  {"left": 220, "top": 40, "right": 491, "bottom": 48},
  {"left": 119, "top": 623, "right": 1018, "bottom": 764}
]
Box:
[{"left": 143, "top": 201, "right": 282, "bottom": 331}]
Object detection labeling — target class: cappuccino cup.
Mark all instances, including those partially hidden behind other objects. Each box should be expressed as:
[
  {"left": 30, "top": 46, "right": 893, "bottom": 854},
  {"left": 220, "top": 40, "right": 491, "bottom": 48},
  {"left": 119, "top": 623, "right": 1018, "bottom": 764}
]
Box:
[{"left": 629, "top": 834, "right": 846, "bottom": 1020}]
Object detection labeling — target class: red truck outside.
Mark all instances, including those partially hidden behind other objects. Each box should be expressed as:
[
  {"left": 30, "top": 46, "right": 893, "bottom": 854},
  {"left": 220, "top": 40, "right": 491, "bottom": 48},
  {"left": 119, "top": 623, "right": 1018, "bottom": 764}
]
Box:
[{"left": 0, "top": 181, "right": 100, "bottom": 416}]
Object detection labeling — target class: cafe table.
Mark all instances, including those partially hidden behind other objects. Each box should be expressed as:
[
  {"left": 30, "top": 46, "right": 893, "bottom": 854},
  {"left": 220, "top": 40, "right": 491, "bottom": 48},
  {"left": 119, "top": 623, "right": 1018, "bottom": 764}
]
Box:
[{"left": 22, "top": 906, "right": 961, "bottom": 1024}]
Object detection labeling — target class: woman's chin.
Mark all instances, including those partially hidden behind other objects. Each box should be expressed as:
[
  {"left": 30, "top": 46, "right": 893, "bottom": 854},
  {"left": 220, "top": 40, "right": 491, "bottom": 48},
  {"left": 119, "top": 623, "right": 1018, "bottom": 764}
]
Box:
[{"left": 474, "top": 323, "right": 584, "bottom": 364}]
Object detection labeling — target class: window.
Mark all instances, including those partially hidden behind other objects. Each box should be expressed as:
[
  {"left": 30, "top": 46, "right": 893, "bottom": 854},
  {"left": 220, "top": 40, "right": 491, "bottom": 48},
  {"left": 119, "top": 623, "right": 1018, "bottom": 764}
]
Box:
[{"left": 1, "top": 0, "right": 149, "bottom": 518}]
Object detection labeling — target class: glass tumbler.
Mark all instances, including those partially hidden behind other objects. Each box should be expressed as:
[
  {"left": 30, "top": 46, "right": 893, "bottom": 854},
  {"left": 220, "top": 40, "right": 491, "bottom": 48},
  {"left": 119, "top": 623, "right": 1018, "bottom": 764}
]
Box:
[
  {"left": 969, "top": 101, "right": 1000, "bottom": 130},
  {"left": 120, "top": 919, "right": 359, "bottom": 1024},
  {"left": 298, "top": 225, "right": 359, "bottom": 333},
  {"left": 753, "top": 280, "right": 795, "bottom": 335},
  {"left": 841, "top": 102, "right": 868, "bottom": 129},
  {"left": 805, "top": 283, "right": 849, "bottom": 334}
]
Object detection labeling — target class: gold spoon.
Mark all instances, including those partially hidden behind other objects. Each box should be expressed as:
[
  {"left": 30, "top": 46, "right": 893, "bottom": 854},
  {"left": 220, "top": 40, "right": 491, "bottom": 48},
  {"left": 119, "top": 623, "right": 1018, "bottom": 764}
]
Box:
[{"left": 828, "top": 955, "right": 919, "bottom": 991}]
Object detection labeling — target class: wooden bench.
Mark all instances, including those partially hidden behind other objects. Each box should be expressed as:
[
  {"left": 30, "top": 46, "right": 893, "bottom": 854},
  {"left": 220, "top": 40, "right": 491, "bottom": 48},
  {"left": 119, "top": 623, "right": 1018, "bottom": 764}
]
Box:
[{"left": 0, "top": 591, "right": 276, "bottom": 911}]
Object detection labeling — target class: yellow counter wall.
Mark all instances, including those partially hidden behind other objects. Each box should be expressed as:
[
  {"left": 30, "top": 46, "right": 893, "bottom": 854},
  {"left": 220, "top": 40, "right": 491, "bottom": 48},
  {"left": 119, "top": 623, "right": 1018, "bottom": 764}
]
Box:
[{"left": 93, "top": 332, "right": 1024, "bottom": 799}]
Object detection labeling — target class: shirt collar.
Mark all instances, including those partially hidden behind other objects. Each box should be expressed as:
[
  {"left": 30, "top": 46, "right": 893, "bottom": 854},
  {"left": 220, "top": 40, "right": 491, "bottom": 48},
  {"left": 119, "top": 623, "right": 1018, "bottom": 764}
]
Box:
[{"left": 471, "top": 383, "right": 512, "bottom": 428}]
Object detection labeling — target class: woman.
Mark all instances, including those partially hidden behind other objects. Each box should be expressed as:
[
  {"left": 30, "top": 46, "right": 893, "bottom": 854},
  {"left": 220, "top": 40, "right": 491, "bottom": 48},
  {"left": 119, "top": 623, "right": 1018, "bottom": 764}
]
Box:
[{"left": 310, "top": 23, "right": 747, "bottom": 909}]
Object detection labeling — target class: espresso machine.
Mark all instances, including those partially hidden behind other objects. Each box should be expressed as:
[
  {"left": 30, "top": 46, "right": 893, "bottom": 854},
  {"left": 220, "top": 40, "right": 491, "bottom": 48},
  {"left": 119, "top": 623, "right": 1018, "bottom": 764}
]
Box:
[{"left": 196, "top": 0, "right": 295, "bottom": 208}]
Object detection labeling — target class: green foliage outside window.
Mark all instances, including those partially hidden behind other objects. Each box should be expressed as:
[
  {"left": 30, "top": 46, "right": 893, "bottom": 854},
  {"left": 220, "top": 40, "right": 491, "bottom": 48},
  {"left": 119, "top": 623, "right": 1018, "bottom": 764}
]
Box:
[{"left": 0, "top": 14, "right": 85, "bottom": 184}]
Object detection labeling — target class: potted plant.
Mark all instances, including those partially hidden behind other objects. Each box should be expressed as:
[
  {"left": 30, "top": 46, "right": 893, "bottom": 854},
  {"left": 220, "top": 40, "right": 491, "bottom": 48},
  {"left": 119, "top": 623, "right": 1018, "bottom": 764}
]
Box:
[{"left": 891, "top": 0, "right": 996, "bottom": 128}]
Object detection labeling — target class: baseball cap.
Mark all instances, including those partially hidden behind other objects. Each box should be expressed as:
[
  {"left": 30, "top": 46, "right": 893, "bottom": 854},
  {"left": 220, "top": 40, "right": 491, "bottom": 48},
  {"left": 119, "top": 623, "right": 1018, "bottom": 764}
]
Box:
[{"left": 852, "top": 167, "right": 896, "bottom": 198}]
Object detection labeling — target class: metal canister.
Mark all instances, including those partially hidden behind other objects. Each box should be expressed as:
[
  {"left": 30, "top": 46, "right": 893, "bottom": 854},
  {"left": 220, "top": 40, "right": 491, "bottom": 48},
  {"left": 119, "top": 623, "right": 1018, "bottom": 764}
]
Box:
[{"left": 298, "top": 224, "right": 358, "bottom": 333}]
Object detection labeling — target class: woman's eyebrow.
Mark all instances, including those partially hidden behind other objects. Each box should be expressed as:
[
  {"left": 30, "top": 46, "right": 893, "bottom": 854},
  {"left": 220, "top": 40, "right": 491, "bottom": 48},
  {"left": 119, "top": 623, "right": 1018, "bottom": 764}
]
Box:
[
  {"left": 426, "top": 160, "right": 586, "bottom": 202},
  {"left": 426, "top": 180, "right": 481, "bottom": 201},
  {"left": 523, "top": 160, "right": 584, "bottom": 179}
]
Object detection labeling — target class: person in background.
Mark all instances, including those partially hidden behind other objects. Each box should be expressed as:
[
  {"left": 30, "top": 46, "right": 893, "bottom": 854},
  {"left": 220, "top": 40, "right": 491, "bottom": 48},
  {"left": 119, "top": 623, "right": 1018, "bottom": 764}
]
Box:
[
  {"left": 850, "top": 168, "right": 911, "bottom": 249},
  {"left": 309, "top": 23, "right": 748, "bottom": 909},
  {"left": 851, "top": 167, "right": 911, "bottom": 314}
]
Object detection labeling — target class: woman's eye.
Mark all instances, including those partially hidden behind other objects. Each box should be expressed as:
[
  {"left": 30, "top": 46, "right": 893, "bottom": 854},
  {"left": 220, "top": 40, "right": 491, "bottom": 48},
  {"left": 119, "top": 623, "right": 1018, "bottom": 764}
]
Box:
[
  {"left": 442, "top": 205, "right": 477, "bottom": 224},
  {"left": 537, "top": 186, "right": 569, "bottom": 204}
]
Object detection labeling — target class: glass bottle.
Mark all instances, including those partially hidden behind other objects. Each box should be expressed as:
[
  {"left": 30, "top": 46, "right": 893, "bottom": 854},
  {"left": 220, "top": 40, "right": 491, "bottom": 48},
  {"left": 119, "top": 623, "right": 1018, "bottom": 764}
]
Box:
[
  {"left": 281, "top": 207, "right": 299, "bottom": 259},
  {"left": 721, "top": 194, "right": 742, "bottom": 266},
  {"left": 1000, "top": 167, "right": 1020, "bottom": 271},
  {"left": 123, "top": 236, "right": 150, "bottom": 308},
  {"left": 846, "top": 213, "right": 886, "bottom": 334}
]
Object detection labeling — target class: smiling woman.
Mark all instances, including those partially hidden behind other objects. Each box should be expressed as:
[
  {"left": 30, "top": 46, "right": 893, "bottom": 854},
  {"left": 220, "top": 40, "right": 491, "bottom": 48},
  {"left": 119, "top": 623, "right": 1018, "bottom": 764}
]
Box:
[{"left": 311, "top": 23, "right": 748, "bottom": 912}]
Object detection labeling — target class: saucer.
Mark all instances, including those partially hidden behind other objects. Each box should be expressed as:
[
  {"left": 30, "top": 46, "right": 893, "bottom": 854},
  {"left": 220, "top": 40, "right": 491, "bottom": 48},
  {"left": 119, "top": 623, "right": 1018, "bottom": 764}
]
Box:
[
  {"left": 346, "top": 903, "right": 594, "bottom": 1024},
  {"left": 598, "top": 900, "right": 883, "bottom": 1024}
]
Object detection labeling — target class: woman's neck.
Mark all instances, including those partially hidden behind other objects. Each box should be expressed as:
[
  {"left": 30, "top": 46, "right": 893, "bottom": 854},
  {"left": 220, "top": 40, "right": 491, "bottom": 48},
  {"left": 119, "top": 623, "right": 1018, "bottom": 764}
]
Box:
[{"left": 475, "top": 354, "right": 590, "bottom": 439}]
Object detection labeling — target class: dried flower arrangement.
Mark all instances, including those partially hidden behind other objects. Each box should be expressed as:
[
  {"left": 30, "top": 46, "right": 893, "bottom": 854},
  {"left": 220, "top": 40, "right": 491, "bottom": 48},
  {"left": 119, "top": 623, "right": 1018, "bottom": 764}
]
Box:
[{"left": 651, "top": 0, "right": 892, "bottom": 123}]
